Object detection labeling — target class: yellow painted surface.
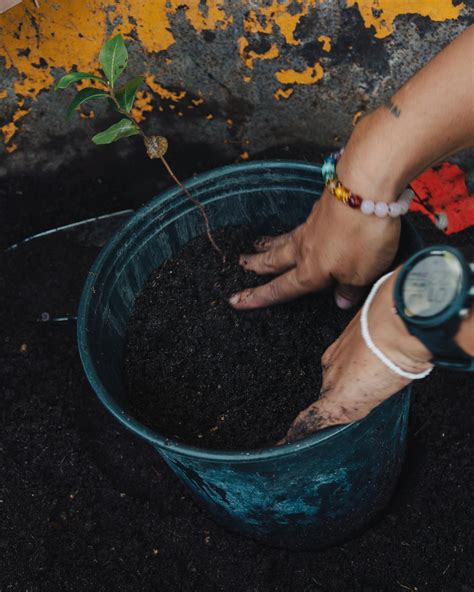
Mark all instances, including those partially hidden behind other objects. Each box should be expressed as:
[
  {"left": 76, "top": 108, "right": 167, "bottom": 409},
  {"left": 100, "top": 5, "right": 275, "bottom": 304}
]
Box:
[
  {"left": 243, "top": 1, "right": 318, "bottom": 46},
  {"left": 1, "top": 104, "right": 30, "bottom": 146},
  {"left": 276, "top": 62, "right": 324, "bottom": 85},
  {"left": 0, "top": 0, "right": 465, "bottom": 152},
  {"left": 347, "top": 0, "right": 464, "bottom": 39},
  {"left": 238, "top": 37, "right": 280, "bottom": 69},
  {"left": 318, "top": 34, "right": 331, "bottom": 52},
  {"left": 274, "top": 88, "right": 294, "bottom": 100},
  {"left": 0, "top": 0, "right": 228, "bottom": 150},
  {"left": 145, "top": 75, "right": 187, "bottom": 102},
  {"left": 132, "top": 90, "right": 154, "bottom": 123}
]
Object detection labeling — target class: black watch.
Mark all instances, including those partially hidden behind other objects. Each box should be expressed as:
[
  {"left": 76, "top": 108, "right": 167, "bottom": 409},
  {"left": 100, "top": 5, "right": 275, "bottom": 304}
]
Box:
[{"left": 394, "top": 245, "right": 474, "bottom": 372}]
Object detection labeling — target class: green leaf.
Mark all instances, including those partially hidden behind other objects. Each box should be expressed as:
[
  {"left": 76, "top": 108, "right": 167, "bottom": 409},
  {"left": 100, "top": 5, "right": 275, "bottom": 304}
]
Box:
[
  {"left": 115, "top": 76, "right": 144, "bottom": 112},
  {"left": 99, "top": 34, "right": 128, "bottom": 88},
  {"left": 92, "top": 118, "right": 140, "bottom": 144},
  {"left": 67, "top": 88, "right": 109, "bottom": 117},
  {"left": 55, "top": 72, "right": 104, "bottom": 90}
]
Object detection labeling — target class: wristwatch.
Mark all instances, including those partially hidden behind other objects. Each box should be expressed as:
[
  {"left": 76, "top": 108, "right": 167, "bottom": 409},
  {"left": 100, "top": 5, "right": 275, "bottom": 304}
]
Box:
[{"left": 394, "top": 245, "right": 474, "bottom": 371}]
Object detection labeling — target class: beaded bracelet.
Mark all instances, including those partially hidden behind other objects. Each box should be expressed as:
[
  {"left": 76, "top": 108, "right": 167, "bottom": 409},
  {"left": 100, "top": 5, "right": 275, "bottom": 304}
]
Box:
[{"left": 322, "top": 149, "right": 414, "bottom": 218}]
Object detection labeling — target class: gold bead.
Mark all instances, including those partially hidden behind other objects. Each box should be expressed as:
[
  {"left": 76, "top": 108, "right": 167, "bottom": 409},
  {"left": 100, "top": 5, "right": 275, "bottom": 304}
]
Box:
[{"left": 335, "top": 184, "right": 344, "bottom": 200}]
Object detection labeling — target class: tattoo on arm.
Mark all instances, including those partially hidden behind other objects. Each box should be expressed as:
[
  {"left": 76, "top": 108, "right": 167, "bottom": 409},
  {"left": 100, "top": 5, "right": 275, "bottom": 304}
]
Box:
[{"left": 385, "top": 99, "right": 401, "bottom": 118}]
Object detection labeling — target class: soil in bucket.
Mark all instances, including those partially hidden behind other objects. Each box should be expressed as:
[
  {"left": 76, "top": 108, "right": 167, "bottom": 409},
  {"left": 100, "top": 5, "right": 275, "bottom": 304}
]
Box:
[{"left": 124, "top": 225, "right": 357, "bottom": 450}]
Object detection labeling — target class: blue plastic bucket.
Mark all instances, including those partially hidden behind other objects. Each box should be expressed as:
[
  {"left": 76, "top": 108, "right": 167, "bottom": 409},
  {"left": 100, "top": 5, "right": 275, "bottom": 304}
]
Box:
[{"left": 77, "top": 161, "right": 421, "bottom": 549}]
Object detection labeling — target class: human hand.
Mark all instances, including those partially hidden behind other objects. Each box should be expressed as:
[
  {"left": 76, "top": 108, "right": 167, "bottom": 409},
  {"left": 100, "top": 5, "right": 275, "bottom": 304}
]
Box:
[
  {"left": 280, "top": 269, "right": 434, "bottom": 442},
  {"left": 229, "top": 185, "right": 401, "bottom": 310}
]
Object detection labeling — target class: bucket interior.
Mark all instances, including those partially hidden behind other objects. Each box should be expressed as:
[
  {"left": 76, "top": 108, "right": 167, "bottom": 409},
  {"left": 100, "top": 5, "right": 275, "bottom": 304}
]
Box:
[{"left": 78, "top": 161, "right": 421, "bottom": 440}]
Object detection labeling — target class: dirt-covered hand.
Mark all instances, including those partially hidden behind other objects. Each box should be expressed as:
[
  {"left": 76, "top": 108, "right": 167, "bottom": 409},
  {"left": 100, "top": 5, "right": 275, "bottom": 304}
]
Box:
[
  {"left": 282, "top": 270, "right": 433, "bottom": 443},
  {"left": 229, "top": 187, "right": 401, "bottom": 310}
]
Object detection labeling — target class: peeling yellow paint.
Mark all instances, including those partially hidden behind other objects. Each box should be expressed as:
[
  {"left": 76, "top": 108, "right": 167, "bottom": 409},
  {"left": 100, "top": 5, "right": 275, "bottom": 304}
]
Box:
[
  {"left": 243, "top": 10, "right": 273, "bottom": 35},
  {"left": 226, "top": 118, "right": 233, "bottom": 126},
  {"left": 206, "top": 114, "right": 214, "bottom": 120},
  {"left": 0, "top": 0, "right": 229, "bottom": 149},
  {"left": 274, "top": 87, "right": 294, "bottom": 100},
  {"left": 191, "top": 98, "right": 204, "bottom": 106},
  {"left": 1, "top": 106, "right": 30, "bottom": 144},
  {"left": 174, "top": 0, "right": 232, "bottom": 33},
  {"left": 0, "top": 0, "right": 465, "bottom": 152},
  {"left": 243, "top": 1, "right": 318, "bottom": 46},
  {"left": 238, "top": 1, "right": 323, "bottom": 95},
  {"left": 145, "top": 75, "right": 186, "bottom": 102},
  {"left": 318, "top": 34, "right": 331, "bottom": 52},
  {"left": 240, "top": 151, "right": 249, "bottom": 160},
  {"left": 5, "top": 142, "right": 17, "bottom": 153},
  {"left": 132, "top": 90, "right": 153, "bottom": 123},
  {"left": 276, "top": 62, "right": 324, "bottom": 85},
  {"left": 238, "top": 37, "right": 280, "bottom": 70},
  {"left": 347, "top": 0, "right": 464, "bottom": 39}
]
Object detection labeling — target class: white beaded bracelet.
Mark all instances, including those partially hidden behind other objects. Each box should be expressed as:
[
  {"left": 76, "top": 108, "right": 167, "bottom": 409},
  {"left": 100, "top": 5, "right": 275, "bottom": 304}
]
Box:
[
  {"left": 360, "top": 271, "right": 433, "bottom": 380},
  {"left": 360, "top": 188, "right": 415, "bottom": 218}
]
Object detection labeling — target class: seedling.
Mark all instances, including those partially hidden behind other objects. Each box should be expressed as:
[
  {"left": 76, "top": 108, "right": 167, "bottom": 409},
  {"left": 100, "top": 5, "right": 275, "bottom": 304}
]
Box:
[{"left": 56, "top": 34, "right": 223, "bottom": 258}]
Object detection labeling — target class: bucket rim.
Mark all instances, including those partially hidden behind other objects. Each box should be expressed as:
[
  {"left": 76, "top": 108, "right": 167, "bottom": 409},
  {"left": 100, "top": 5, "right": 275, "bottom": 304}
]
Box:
[{"left": 77, "top": 159, "right": 404, "bottom": 462}]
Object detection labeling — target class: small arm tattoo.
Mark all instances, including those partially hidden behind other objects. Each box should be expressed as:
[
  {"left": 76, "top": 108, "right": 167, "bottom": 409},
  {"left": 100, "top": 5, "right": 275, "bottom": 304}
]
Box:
[{"left": 385, "top": 99, "right": 401, "bottom": 118}]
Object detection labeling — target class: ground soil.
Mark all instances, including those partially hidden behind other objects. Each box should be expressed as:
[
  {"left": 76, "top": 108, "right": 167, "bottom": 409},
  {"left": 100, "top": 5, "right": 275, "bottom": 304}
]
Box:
[
  {"left": 124, "top": 225, "right": 355, "bottom": 450},
  {"left": 1, "top": 150, "right": 473, "bottom": 591}
]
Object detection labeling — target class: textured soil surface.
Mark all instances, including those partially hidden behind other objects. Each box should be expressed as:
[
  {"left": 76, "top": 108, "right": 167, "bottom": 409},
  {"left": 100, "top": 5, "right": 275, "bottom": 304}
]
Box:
[
  {"left": 124, "top": 225, "right": 354, "bottom": 450},
  {"left": 1, "top": 153, "right": 473, "bottom": 591}
]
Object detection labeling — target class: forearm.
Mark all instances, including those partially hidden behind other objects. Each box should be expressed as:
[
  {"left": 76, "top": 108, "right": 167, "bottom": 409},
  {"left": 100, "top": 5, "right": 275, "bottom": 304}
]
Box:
[{"left": 338, "top": 25, "right": 474, "bottom": 202}]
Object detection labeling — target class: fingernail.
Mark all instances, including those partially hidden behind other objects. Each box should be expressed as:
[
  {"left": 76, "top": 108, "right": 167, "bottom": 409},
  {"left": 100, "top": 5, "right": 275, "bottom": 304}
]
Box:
[
  {"left": 335, "top": 293, "right": 354, "bottom": 310},
  {"left": 229, "top": 293, "right": 241, "bottom": 306}
]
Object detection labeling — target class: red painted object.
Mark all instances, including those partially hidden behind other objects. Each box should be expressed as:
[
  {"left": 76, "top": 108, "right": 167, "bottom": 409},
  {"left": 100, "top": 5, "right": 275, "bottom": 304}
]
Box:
[{"left": 410, "top": 162, "right": 474, "bottom": 235}]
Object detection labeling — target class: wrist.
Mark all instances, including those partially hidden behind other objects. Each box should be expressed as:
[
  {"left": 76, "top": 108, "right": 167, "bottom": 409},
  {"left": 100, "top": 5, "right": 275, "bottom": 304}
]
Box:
[
  {"left": 336, "top": 108, "right": 412, "bottom": 204},
  {"left": 370, "top": 269, "right": 434, "bottom": 373}
]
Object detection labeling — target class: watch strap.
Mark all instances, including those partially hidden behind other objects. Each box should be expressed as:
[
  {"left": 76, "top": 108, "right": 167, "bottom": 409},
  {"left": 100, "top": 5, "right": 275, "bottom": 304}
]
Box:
[{"left": 408, "top": 322, "right": 474, "bottom": 372}]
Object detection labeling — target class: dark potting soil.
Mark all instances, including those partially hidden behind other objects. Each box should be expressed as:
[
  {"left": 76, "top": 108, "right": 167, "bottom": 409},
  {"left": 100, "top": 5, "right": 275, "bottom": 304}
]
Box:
[
  {"left": 124, "top": 225, "right": 354, "bottom": 450},
  {"left": 2, "top": 155, "right": 474, "bottom": 591}
]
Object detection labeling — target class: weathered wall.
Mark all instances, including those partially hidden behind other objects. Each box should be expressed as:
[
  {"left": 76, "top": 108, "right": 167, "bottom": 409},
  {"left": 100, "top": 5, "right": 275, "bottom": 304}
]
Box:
[{"left": 0, "top": 0, "right": 472, "bottom": 177}]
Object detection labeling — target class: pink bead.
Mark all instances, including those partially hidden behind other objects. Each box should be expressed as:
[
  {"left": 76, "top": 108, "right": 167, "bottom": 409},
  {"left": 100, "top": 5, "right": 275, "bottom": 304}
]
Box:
[
  {"left": 399, "top": 200, "right": 409, "bottom": 215},
  {"left": 374, "top": 202, "right": 389, "bottom": 217},
  {"left": 361, "top": 199, "right": 375, "bottom": 215},
  {"left": 388, "top": 202, "right": 402, "bottom": 217},
  {"left": 399, "top": 188, "right": 414, "bottom": 205}
]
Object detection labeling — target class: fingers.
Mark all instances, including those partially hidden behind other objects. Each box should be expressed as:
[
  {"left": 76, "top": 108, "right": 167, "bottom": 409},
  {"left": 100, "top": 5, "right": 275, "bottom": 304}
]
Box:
[
  {"left": 229, "top": 268, "right": 306, "bottom": 310},
  {"left": 334, "top": 283, "right": 366, "bottom": 310},
  {"left": 230, "top": 266, "right": 327, "bottom": 310},
  {"left": 253, "top": 231, "right": 295, "bottom": 253},
  {"left": 239, "top": 238, "right": 297, "bottom": 275}
]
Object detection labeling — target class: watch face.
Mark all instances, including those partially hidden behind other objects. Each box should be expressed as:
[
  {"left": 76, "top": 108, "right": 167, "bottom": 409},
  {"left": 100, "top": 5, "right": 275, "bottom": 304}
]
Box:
[{"left": 403, "top": 251, "right": 463, "bottom": 318}]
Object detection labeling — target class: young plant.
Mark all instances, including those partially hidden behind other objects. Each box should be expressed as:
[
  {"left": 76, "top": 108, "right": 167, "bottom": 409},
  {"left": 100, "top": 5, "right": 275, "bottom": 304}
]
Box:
[{"left": 55, "top": 34, "right": 222, "bottom": 258}]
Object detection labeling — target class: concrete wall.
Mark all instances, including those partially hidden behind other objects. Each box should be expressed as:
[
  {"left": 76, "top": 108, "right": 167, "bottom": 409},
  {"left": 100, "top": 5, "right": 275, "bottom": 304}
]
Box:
[{"left": 0, "top": 1, "right": 472, "bottom": 177}]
